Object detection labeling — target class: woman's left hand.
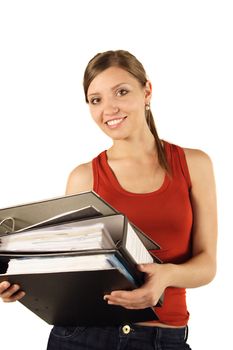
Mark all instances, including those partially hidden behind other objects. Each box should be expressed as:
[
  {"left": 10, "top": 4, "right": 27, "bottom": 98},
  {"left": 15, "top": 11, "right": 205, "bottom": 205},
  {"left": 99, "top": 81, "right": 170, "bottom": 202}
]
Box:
[{"left": 104, "top": 263, "right": 171, "bottom": 309}]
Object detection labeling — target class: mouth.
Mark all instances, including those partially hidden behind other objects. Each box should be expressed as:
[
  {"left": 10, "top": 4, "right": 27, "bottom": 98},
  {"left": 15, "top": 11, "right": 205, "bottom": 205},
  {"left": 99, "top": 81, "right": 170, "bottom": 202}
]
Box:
[{"left": 105, "top": 117, "right": 127, "bottom": 128}]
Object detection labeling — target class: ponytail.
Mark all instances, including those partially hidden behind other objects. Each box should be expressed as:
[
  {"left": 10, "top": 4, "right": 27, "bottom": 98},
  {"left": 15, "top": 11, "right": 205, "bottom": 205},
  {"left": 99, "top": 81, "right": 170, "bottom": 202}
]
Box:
[{"left": 146, "top": 109, "right": 170, "bottom": 174}]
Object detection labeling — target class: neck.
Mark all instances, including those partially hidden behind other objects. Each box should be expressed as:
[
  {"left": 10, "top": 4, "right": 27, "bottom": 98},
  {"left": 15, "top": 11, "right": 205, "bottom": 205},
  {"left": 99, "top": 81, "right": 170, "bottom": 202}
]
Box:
[{"left": 108, "top": 128, "right": 158, "bottom": 160}]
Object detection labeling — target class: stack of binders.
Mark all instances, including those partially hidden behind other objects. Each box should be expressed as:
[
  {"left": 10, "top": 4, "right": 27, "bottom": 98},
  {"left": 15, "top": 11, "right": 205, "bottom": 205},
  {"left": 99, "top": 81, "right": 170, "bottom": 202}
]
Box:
[{"left": 0, "top": 191, "right": 162, "bottom": 326}]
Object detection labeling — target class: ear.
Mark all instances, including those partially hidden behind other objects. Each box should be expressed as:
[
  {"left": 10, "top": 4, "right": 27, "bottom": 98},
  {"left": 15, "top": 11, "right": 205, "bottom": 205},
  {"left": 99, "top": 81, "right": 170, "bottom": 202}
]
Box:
[{"left": 144, "top": 80, "right": 152, "bottom": 104}]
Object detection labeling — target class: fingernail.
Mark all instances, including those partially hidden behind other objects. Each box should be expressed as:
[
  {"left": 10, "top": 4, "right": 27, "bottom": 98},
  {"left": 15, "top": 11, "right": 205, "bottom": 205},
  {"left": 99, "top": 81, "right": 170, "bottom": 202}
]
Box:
[{"left": 3, "top": 281, "right": 10, "bottom": 288}]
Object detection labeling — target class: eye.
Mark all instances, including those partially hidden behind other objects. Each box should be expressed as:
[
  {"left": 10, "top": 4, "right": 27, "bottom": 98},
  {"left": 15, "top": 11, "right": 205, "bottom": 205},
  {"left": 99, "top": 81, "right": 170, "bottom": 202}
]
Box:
[
  {"left": 116, "top": 89, "right": 128, "bottom": 97},
  {"left": 90, "top": 97, "right": 101, "bottom": 105}
]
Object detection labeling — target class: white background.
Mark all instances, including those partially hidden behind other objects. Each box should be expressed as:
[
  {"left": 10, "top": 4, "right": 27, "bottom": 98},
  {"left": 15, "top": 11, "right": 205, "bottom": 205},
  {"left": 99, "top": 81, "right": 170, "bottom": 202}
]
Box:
[{"left": 0, "top": 1, "right": 232, "bottom": 349}]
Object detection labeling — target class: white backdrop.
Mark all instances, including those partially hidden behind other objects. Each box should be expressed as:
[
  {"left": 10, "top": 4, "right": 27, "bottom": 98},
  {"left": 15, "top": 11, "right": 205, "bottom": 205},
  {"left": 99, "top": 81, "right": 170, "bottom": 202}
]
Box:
[{"left": 0, "top": 1, "right": 232, "bottom": 349}]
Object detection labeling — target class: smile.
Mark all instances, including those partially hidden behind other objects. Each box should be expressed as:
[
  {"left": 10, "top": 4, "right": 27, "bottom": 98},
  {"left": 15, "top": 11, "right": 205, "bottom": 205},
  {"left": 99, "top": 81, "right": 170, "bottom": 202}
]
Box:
[{"left": 105, "top": 117, "right": 127, "bottom": 128}]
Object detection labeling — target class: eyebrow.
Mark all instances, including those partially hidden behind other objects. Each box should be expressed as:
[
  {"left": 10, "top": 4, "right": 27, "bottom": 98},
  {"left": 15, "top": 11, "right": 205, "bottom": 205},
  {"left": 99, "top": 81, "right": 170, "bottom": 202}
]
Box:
[{"left": 87, "top": 82, "right": 130, "bottom": 97}]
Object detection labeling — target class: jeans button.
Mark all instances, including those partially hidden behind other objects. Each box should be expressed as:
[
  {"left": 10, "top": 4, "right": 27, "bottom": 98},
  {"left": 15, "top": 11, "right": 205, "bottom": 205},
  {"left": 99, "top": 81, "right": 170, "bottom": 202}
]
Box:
[{"left": 122, "top": 325, "right": 131, "bottom": 334}]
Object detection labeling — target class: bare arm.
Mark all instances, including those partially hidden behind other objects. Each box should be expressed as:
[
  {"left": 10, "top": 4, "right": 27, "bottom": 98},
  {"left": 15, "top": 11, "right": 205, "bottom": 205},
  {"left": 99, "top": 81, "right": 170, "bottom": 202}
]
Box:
[
  {"left": 166, "top": 149, "right": 217, "bottom": 287},
  {"left": 105, "top": 149, "right": 218, "bottom": 309},
  {"left": 65, "top": 162, "right": 93, "bottom": 195}
]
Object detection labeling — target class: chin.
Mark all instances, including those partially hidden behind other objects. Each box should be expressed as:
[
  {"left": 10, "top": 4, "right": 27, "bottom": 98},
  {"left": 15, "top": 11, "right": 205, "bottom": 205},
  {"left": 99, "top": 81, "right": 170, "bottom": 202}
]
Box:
[
  {"left": 100, "top": 128, "right": 128, "bottom": 141},
  {"left": 107, "top": 132, "right": 130, "bottom": 141}
]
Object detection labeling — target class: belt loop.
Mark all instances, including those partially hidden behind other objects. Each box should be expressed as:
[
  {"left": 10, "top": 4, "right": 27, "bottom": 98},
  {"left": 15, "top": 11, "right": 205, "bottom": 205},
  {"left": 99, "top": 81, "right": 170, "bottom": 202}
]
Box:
[{"left": 184, "top": 326, "right": 189, "bottom": 341}]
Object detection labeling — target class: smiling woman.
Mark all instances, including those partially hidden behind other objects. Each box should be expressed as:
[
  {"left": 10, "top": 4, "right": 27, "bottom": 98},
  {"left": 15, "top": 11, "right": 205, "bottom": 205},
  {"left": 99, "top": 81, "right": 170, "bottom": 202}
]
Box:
[
  {"left": 87, "top": 66, "right": 150, "bottom": 138},
  {"left": 0, "top": 50, "right": 218, "bottom": 350}
]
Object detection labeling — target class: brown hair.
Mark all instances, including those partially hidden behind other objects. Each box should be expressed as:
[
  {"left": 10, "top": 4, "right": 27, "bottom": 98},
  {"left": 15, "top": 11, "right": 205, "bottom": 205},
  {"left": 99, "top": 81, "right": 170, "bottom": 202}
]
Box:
[{"left": 83, "top": 50, "right": 169, "bottom": 172}]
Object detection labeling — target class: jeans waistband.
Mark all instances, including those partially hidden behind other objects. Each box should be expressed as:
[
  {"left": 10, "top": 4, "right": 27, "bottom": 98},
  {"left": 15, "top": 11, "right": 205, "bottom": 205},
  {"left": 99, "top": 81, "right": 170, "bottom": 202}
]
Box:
[{"left": 119, "top": 324, "right": 188, "bottom": 342}]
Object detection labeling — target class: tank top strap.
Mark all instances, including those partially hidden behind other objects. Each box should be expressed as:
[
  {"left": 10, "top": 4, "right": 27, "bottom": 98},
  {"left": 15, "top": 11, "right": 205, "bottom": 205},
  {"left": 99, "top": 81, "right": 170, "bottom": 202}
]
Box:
[
  {"left": 92, "top": 154, "right": 99, "bottom": 193},
  {"left": 176, "top": 145, "right": 192, "bottom": 189},
  {"left": 163, "top": 140, "right": 191, "bottom": 189},
  {"left": 92, "top": 151, "right": 108, "bottom": 193}
]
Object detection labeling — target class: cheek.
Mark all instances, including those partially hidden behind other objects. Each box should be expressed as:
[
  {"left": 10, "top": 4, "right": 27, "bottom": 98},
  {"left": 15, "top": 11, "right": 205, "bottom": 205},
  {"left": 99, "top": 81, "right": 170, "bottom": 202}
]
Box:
[
  {"left": 89, "top": 107, "right": 100, "bottom": 123},
  {"left": 124, "top": 96, "right": 144, "bottom": 112}
]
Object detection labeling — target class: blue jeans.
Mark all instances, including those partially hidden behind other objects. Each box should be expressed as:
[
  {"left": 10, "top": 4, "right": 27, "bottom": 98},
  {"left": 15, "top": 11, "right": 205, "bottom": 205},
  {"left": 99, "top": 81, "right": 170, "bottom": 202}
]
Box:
[{"left": 47, "top": 324, "right": 191, "bottom": 349}]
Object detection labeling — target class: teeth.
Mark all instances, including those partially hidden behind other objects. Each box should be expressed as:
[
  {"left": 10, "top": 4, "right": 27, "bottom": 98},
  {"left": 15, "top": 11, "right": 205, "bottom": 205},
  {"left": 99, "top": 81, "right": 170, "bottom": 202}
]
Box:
[{"left": 107, "top": 118, "right": 124, "bottom": 126}]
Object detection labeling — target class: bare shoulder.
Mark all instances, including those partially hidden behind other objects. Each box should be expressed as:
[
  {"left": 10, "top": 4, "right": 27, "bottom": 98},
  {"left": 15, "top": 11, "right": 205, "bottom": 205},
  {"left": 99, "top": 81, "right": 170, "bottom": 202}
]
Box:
[
  {"left": 65, "top": 161, "right": 93, "bottom": 195},
  {"left": 183, "top": 147, "right": 213, "bottom": 166},
  {"left": 183, "top": 147, "right": 215, "bottom": 187}
]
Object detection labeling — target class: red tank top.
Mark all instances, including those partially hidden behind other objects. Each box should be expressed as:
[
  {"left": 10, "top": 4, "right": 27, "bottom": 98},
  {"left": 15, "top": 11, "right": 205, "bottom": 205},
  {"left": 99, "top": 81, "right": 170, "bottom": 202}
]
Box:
[{"left": 92, "top": 140, "right": 193, "bottom": 326}]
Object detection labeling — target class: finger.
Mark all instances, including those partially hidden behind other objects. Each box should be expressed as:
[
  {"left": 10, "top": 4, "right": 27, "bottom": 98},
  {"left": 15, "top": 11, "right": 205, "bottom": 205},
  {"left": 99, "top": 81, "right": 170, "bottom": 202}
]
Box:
[
  {"left": 103, "top": 287, "right": 146, "bottom": 299},
  {"left": 106, "top": 284, "right": 160, "bottom": 309},
  {"left": 3, "top": 290, "right": 26, "bottom": 303},
  {"left": 107, "top": 297, "right": 147, "bottom": 309},
  {"left": 105, "top": 289, "right": 148, "bottom": 308},
  {"left": 0, "top": 284, "right": 21, "bottom": 299},
  {"left": 0, "top": 281, "right": 11, "bottom": 294},
  {"left": 104, "top": 290, "right": 135, "bottom": 303},
  {"left": 110, "top": 287, "right": 147, "bottom": 300}
]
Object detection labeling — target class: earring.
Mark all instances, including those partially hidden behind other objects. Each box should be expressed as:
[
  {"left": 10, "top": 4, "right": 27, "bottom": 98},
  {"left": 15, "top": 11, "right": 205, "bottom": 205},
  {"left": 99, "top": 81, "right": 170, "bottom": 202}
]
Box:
[{"left": 145, "top": 103, "right": 150, "bottom": 111}]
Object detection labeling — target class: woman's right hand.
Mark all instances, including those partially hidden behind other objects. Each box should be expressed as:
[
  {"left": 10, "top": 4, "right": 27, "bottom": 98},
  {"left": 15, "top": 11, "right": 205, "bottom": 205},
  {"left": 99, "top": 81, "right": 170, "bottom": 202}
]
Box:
[{"left": 0, "top": 281, "right": 25, "bottom": 302}]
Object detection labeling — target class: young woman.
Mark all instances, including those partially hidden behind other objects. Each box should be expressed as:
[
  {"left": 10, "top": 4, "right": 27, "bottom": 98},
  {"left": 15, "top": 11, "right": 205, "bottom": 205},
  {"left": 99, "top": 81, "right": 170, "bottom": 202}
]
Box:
[{"left": 0, "top": 50, "right": 217, "bottom": 349}]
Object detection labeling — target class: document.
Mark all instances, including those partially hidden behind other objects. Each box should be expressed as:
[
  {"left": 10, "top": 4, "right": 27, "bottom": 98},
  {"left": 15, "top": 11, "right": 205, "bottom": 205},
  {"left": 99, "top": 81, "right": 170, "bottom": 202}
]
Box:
[
  {"left": 3, "top": 252, "right": 135, "bottom": 285},
  {"left": 0, "top": 222, "right": 115, "bottom": 252},
  {"left": 0, "top": 214, "right": 154, "bottom": 265}
]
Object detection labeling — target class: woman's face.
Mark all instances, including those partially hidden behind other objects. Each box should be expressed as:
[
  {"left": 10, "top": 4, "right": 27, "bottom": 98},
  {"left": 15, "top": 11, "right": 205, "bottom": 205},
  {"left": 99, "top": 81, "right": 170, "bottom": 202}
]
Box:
[{"left": 86, "top": 66, "right": 151, "bottom": 140}]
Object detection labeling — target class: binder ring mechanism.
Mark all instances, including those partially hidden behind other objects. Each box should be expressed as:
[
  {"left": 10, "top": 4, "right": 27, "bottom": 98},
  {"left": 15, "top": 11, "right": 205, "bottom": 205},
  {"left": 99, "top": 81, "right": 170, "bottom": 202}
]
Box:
[{"left": 0, "top": 217, "right": 16, "bottom": 234}]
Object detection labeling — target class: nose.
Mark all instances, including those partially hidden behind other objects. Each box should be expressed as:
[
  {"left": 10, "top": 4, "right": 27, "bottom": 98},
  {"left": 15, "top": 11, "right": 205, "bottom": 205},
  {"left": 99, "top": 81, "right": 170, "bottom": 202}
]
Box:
[{"left": 103, "top": 99, "right": 120, "bottom": 116}]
